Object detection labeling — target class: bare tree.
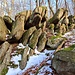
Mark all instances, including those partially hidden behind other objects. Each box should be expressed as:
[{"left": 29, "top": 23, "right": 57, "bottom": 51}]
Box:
[
  {"left": 36, "top": 0, "right": 39, "bottom": 7},
  {"left": 56, "top": 0, "right": 58, "bottom": 11},
  {"left": 39, "top": 0, "right": 41, "bottom": 6},
  {"left": 72, "top": 0, "right": 75, "bottom": 15},
  {"left": 48, "top": 0, "right": 54, "bottom": 16},
  {"left": 30, "top": 0, "right": 31, "bottom": 10},
  {"left": 64, "top": 0, "right": 67, "bottom": 9}
]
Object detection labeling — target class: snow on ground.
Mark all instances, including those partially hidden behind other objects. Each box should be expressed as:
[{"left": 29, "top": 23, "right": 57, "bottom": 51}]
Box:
[
  {"left": 6, "top": 54, "right": 22, "bottom": 75},
  {"left": 6, "top": 29, "right": 75, "bottom": 75},
  {"left": 6, "top": 45, "right": 54, "bottom": 75},
  {"left": 63, "top": 29, "right": 75, "bottom": 48}
]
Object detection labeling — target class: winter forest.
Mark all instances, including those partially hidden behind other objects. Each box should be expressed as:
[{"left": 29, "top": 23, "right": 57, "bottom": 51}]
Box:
[
  {"left": 0, "top": 0, "right": 75, "bottom": 75},
  {"left": 0, "top": 0, "right": 75, "bottom": 18}
]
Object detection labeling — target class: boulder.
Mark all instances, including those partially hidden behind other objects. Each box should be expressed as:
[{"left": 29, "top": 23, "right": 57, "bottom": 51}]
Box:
[
  {"left": 15, "top": 10, "right": 32, "bottom": 30},
  {"left": 68, "top": 15, "right": 75, "bottom": 24},
  {"left": 40, "top": 21, "right": 46, "bottom": 31},
  {"left": 29, "top": 28, "right": 42, "bottom": 49},
  {"left": 59, "top": 24, "right": 66, "bottom": 35},
  {"left": 21, "top": 26, "right": 36, "bottom": 46},
  {"left": 0, "top": 41, "right": 10, "bottom": 61},
  {"left": 26, "top": 13, "right": 42, "bottom": 29},
  {"left": 47, "top": 36, "right": 64, "bottom": 49},
  {"left": 11, "top": 15, "right": 25, "bottom": 40},
  {"left": 68, "top": 24, "right": 75, "bottom": 30},
  {"left": 37, "top": 32, "right": 47, "bottom": 52},
  {"left": 15, "top": 10, "right": 32, "bottom": 21},
  {"left": 48, "top": 8, "right": 67, "bottom": 24},
  {"left": 3, "top": 15, "right": 14, "bottom": 31},
  {"left": 48, "top": 24, "right": 54, "bottom": 34},
  {"left": 33, "top": 6, "right": 48, "bottom": 22},
  {"left": 20, "top": 46, "right": 30, "bottom": 70},
  {"left": 0, "top": 17, "right": 8, "bottom": 42},
  {"left": 52, "top": 50, "right": 75, "bottom": 75},
  {"left": 54, "top": 23, "right": 66, "bottom": 35},
  {"left": 0, "top": 45, "right": 12, "bottom": 75}
]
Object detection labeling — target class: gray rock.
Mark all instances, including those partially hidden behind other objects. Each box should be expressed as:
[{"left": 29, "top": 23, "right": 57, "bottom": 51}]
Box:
[
  {"left": 48, "top": 8, "right": 67, "bottom": 24},
  {"left": 37, "top": 32, "right": 47, "bottom": 52},
  {"left": 29, "top": 28, "right": 42, "bottom": 49},
  {"left": 47, "top": 36, "right": 63, "bottom": 49},
  {"left": 21, "top": 26, "right": 36, "bottom": 46},
  {"left": 20, "top": 46, "right": 30, "bottom": 70},
  {"left": 11, "top": 15, "right": 25, "bottom": 40},
  {"left": 0, "top": 17, "right": 8, "bottom": 42},
  {"left": 68, "top": 15, "right": 75, "bottom": 24},
  {"left": 26, "top": 13, "right": 42, "bottom": 29},
  {"left": 0, "top": 41, "right": 10, "bottom": 61},
  {"left": 33, "top": 6, "right": 48, "bottom": 22},
  {"left": 3, "top": 15, "right": 14, "bottom": 31},
  {"left": 52, "top": 50, "right": 75, "bottom": 75},
  {"left": 0, "top": 45, "right": 12, "bottom": 75}
]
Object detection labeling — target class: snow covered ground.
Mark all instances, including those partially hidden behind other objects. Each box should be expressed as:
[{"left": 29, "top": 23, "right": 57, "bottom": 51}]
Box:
[
  {"left": 6, "top": 44, "right": 54, "bottom": 75},
  {"left": 6, "top": 29, "right": 75, "bottom": 75}
]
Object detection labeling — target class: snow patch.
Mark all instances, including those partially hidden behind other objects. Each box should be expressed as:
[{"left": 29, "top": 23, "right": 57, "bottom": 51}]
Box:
[{"left": 17, "top": 43, "right": 25, "bottom": 49}]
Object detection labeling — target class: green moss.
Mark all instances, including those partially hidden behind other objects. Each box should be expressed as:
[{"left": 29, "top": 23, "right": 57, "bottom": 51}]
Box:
[
  {"left": 62, "top": 44, "right": 75, "bottom": 51},
  {"left": 0, "top": 68, "right": 8, "bottom": 75},
  {"left": 50, "top": 35, "right": 61, "bottom": 40}
]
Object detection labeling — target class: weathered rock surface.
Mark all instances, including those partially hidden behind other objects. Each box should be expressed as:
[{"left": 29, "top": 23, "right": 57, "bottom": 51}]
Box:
[
  {"left": 0, "top": 17, "right": 8, "bottom": 42},
  {"left": 20, "top": 46, "right": 30, "bottom": 70},
  {"left": 48, "top": 8, "right": 67, "bottom": 24},
  {"left": 29, "top": 28, "right": 42, "bottom": 49},
  {"left": 0, "top": 41, "right": 10, "bottom": 61},
  {"left": 69, "top": 24, "right": 75, "bottom": 30},
  {"left": 24, "top": 6, "right": 48, "bottom": 29},
  {"left": 11, "top": 15, "right": 25, "bottom": 40},
  {"left": 47, "top": 36, "right": 64, "bottom": 49},
  {"left": 48, "top": 24, "right": 54, "bottom": 34},
  {"left": 68, "top": 15, "right": 75, "bottom": 24},
  {"left": 33, "top": 6, "right": 48, "bottom": 22},
  {"left": 25, "top": 13, "right": 42, "bottom": 29},
  {"left": 15, "top": 10, "right": 32, "bottom": 30},
  {"left": 37, "top": 32, "right": 47, "bottom": 52},
  {"left": 52, "top": 50, "right": 75, "bottom": 75},
  {"left": 21, "top": 26, "right": 36, "bottom": 46},
  {"left": 0, "top": 44, "right": 12, "bottom": 75},
  {"left": 3, "top": 15, "right": 14, "bottom": 31}
]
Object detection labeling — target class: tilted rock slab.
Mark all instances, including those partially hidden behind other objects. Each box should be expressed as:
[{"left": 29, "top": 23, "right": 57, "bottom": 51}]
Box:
[
  {"left": 0, "top": 41, "right": 10, "bottom": 60},
  {"left": 48, "top": 8, "right": 67, "bottom": 24},
  {"left": 20, "top": 46, "right": 30, "bottom": 70},
  {"left": 3, "top": 15, "right": 14, "bottom": 31},
  {"left": 11, "top": 15, "right": 25, "bottom": 40},
  {"left": 37, "top": 32, "right": 47, "bottom": 52},
  {"left": 15, "top": 10, "right": 32, "bottom": 29},
  {"left": 0, "top": 17, "right": 8, "bottom": 42},
  {"left": 0, "top": 45, "right": 13, "bottom": 74},
  {"left": 29, "top": 28, "right": 42, "bottom": 49},
  {"left": 33, "top": 6, "right": 48, "bottom": 22},
  {"left": 21, "top": 26, "right": 36, "bottom": 46}
]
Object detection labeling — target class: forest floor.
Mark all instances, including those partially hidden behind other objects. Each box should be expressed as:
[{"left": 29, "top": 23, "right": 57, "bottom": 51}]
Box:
[{"left": 6, "top": 30, "right": 75, "bottom": 75}]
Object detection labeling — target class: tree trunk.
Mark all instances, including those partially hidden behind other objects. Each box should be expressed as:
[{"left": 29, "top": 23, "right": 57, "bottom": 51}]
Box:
[
  {"left": 48, "top": 0, "right": 54, "bottom": 16},
  {"left": 36, "top": 0, "right": 39, "bottom": 7},
  {"left": 64, "top": 0, "right": 67, "bottom": 9},
  {"left": 72, "top": 0, "right": 75, "bottom": 15},
  {"left": 56, "top": 0, "right": 58, "bottom": 11},
  {"left": 30, "top": 0, "right": 31, "bottom": 10},
  {"left": 39, "top": 0, "right": 41, "bottom": 6}
]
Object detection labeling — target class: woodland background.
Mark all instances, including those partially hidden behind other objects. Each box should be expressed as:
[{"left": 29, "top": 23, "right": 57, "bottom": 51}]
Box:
[{"left": 0, "top": 0, "right": 75, "bottom": 19}]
